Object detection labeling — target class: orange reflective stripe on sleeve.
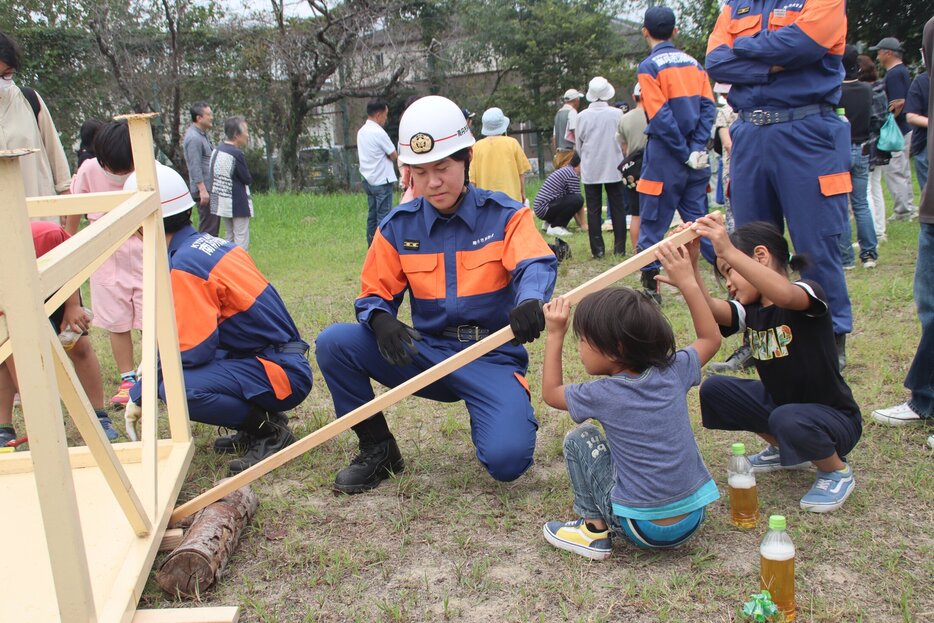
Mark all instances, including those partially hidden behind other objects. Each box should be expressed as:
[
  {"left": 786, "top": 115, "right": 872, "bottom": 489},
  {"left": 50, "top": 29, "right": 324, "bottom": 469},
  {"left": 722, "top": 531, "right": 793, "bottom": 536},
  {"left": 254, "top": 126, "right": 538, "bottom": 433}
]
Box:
[
  {"left": 210, "top": 247, "right": 268, "bottom": 321},
  {"left": 501, "top": 207, "right": 555, "bottom": 271},
  {"left": 359, "top": 229, "right": 409, "bottom": 301},
  {"left": 171, "top": 269, "right": 221, "bottom": 352},
  {"left": 639, "top": 73, "right": 667, "bottom": 120},
  {"left": 818, "top": 172, "right": 852, "bottom": 197},
  {"left": 400, "top": 252, "right": 445, "bottom": 299},
  {"left": 793, "top": 0, "right": 846, "bottom": 52},
  {"left": 706, "top": 5, "right": 736, "bottom": 55},
  {"left": 257, "top": 357, "right": 292, "bottom": 400},
  {"left": 457, "top": 240, "right": 510, "bottom": 297}
]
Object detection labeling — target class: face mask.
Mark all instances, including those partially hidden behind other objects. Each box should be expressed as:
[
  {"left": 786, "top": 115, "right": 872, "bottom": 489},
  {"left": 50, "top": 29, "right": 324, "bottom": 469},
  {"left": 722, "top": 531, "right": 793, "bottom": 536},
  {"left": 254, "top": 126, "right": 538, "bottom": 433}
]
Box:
[
  {"left": 102, "top": 169, "right": 131, "bottom": 184},
  {"left": 0, "top": 76, "right": 13, "bottom": 93}
]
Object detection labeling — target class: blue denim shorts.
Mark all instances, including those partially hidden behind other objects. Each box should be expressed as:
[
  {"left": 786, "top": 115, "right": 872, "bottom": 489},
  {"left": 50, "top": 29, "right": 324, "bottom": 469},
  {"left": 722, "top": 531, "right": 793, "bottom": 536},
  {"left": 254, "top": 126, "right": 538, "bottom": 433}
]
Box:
[{"left": 617, "top": 508, "right": 705, "bottom": 549}]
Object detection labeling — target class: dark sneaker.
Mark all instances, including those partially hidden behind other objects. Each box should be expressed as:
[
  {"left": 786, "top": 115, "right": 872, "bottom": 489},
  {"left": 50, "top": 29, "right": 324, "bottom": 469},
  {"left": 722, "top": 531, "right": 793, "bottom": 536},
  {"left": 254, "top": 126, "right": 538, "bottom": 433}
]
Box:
[
  {"left": 748, "top": 445, "right": 811, "bottom": 473},
  {"left": 706, "top": 343, "right": 753, "bottom": 374},
  {"left": 97, "top": 415, "right": 119, "bottom": 442},
  {"left": 227, "top": 416, "right": 296, "bottom": 475},
  {"left": 0, "top": 427, "right": 16, "bottom": 447},
  {"left": 333, "top": 437, "right": 405, "bottom": 494},
  {"left": 641, "top": 269, "right": 662, "bottom": 305}
]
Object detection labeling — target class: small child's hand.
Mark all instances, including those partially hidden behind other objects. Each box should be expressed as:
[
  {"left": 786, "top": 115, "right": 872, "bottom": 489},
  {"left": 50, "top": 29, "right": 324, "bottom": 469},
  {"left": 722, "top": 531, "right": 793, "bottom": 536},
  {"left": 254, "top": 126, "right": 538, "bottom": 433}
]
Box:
[
  {"left": 655, "top": 242, "right": 697, "bottom": 290},
  {"left": 543, "top": 296, "right": 571, "bottom": 336},
  {"left": 691, "top": 214, "right": 733, "bottom": 257}
]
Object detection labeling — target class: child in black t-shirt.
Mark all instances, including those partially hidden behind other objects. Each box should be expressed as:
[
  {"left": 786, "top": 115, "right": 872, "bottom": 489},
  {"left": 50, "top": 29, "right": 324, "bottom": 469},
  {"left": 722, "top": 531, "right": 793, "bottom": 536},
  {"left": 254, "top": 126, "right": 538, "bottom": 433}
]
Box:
[{"left": 692, "top": 216, "right": 862, "bottom": 513}]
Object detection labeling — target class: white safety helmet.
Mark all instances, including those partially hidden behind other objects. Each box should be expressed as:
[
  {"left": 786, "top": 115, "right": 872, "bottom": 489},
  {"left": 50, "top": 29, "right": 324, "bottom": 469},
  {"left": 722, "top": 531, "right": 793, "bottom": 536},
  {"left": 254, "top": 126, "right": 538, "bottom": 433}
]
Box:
[
  {"left": 397, "top": 95, "right": 476, "bottom": 166},
  {"left": 123, "top": 162, "right": 195, "bottom": 217}
]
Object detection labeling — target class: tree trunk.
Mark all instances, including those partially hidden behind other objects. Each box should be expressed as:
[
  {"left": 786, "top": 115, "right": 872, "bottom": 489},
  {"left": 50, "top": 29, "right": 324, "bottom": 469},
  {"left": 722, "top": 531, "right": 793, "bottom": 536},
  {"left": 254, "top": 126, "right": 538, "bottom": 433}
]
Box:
[{"left": 155, "top": 486, "right": 258, "bottom": 597}]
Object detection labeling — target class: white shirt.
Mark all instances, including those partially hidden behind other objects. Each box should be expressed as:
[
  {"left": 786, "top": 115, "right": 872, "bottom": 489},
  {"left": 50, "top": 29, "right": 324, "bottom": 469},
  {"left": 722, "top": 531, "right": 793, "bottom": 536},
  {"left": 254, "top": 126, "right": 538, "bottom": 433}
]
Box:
[
  {"left": 356, "top": 119, "right": 397, "bottom": 185},
  {"left": 575, "top": 102, "right": 623, "bottom": 184}
]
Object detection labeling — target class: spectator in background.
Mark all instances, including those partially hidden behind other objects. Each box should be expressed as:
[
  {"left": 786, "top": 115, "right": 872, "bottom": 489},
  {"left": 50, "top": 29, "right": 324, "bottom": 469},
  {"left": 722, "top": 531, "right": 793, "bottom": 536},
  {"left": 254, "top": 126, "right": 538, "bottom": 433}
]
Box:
[
  {"left": 553, "top": 88, "right": 583, "bottom": 170},
  {"left": 871, "top": 37, "right": 917, "bottom": 220},
  {"left": 76, "top": 118, "right": 102, "bottom": 168},
  {"left": 70, "top": 120, "right": 143, "bottom": 406},
  {"left": 183, "top": 101, "right": 219, "bottom": 235},
  {"left": 906, "top": 59, "right": 929, "bottom": 193},
  {"left": 858, "top": 54, "right": 891, "bottom": 243},
  {"left": 576, "top": 76, "right": 626, "bottom": 259},
  {"left": 0, "top": 31, "right": 71, "bottom": 205},
  {"left": 471, "top": 107, "right": 532, "bottom": 203},
  {"left": 357, "top": 98, "right": 398, "bottom": 246},
  {"left": 210, "top": 116, "right": 254, "bottom": 250},
  {"left": 839, "top": 44, "right": 879, "bottom": 271},
  {"left": 872, "top": 16, "right": 934, "bottom": 452},
  {"left": 616, "top": 82, "right": 647, "bottom": 254},
  {"left": 533, "top": 152, "right": 583, "bottom": 237}
]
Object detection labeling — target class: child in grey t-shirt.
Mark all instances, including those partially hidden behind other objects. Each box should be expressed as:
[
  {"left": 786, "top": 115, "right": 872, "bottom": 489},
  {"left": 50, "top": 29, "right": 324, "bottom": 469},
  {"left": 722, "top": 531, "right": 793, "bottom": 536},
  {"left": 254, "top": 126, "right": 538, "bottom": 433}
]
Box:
[{"left": 540, "top": 239, "right": 722, "bottom": 560}]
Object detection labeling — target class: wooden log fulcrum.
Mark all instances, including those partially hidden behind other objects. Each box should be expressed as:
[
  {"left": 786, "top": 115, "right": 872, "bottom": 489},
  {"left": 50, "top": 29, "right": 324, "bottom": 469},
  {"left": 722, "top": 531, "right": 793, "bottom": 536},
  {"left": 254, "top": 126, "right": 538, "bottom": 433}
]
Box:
[
  {"left": 156, "top": 486, "right": 258, "bottom": 598},
  {"left": 170, "top": 226, "right": 701, "bottom": 525}
]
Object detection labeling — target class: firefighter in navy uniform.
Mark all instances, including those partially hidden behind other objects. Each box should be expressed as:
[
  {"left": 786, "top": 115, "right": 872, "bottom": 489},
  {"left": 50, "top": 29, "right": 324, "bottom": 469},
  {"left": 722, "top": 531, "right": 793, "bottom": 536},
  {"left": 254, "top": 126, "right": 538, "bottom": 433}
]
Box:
[
  {"left": 316, "top": 95, "right": 558, "bottom": 493},
  {"left": 124, "top": 164, "right": 313, "bottom": 475},
  {"left": 706, "top": 0, "right": 854, "bottom": 366}
]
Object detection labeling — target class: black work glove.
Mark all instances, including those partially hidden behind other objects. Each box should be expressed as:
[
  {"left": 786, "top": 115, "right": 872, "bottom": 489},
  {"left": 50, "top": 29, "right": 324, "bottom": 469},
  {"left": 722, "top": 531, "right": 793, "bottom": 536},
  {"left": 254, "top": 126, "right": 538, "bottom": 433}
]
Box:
[
  {"left": 509, "top": 299, "right": 545, "bottom": 345},
  {"left": 370, "top": 311, "right": 422, "bottom": 366}
]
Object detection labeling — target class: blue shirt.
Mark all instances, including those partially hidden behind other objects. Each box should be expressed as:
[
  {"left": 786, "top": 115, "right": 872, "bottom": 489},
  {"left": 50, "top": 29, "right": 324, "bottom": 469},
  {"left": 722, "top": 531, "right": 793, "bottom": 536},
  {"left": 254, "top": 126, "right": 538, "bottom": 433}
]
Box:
[{"left": 564, "top": 346, "right": 720, "bottom": 517}]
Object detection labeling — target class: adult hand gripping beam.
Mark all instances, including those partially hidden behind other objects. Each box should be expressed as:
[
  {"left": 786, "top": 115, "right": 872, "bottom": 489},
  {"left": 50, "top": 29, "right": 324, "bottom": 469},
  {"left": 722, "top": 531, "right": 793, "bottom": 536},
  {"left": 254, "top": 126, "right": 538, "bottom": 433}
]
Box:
[{"left": 170, "top": 226, "right": 700, "bottom": 523}]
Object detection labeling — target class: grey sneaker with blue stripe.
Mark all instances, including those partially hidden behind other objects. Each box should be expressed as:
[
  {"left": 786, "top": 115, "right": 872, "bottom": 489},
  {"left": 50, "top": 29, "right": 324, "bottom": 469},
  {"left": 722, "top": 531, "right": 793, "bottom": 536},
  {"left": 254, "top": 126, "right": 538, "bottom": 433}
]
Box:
[
  {"left": 800, "top": 465, "right": 855, "bottom": 513},
  {"left": 748, "top": 445, "right": 810, "bottom": 473}
]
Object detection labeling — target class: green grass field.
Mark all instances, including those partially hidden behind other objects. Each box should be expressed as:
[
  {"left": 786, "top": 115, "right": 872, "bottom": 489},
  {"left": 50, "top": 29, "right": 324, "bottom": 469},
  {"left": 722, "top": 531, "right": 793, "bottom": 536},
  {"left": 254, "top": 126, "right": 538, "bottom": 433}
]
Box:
[{"left": 53, "top": 183, "right": 934, "bottom": 621}]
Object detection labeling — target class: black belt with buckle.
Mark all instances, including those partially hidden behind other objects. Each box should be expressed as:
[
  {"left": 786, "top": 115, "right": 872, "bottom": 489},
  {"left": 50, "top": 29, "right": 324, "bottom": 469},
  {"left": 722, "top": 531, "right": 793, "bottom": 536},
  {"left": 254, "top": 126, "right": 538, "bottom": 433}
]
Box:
[
  {"left": 739, "top": 104, "right": 832, "bottom": 126},
  {"left": 227, "top": 340, "right": 310, "bottom": 358},
  {"left": 442, "top": 325, "right": 491, "bottom": 342}
]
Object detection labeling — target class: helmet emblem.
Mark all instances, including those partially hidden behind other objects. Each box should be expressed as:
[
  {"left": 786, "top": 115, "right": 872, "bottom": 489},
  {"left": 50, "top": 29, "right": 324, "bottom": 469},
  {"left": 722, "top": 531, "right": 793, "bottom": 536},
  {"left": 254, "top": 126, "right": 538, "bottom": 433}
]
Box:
[{"left": 410, "top": 132, "right": 434, "bottom": 154}]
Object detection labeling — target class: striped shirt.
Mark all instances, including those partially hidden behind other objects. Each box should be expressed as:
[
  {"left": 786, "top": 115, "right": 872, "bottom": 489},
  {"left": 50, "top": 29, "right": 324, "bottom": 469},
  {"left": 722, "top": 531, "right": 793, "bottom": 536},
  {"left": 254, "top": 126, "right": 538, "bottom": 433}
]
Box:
[{"left": 532, "top": 165, "right": 581, "bottom": 218}]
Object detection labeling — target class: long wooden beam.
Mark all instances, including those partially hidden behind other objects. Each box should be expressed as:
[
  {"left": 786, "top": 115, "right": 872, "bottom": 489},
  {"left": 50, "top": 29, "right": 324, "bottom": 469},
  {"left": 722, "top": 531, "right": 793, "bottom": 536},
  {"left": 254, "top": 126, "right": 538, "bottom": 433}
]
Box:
[
  {"left": 26, "top": 190, "right": 136, "bottom": 217},
  {"left": 170, "top": 227, "right": 699, "bottom": 523}
]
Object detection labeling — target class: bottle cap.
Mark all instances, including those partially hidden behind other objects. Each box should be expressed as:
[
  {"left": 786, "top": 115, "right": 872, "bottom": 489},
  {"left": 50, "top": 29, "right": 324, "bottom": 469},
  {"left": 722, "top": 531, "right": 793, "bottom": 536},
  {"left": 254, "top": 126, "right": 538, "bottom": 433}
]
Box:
[
  {"left": 731, "top": 442, "right": 746, "bottom": 456},
  {"left": 836, "top": 108, "right": 845, "bottom": 115},
  {"left": 768, "top": 515, "right": 786, "bottom": 531}
]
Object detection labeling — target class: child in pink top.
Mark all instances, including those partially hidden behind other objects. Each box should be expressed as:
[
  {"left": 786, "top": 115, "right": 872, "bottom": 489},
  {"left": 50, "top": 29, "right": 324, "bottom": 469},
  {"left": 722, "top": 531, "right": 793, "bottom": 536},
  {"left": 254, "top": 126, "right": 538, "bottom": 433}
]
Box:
[{"left": 69, "top": 121, "right": 142, "bottom": 405}]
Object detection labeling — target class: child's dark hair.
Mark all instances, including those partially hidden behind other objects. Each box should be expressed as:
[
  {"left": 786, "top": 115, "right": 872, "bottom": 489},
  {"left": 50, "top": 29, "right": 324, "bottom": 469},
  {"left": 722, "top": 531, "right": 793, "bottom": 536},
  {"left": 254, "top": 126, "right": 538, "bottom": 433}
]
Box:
[
  {"left": 573, "top": 287, "right": 675, "bottom": 373},
  {"left": 728, "top": 221, "right": 809, "bottom": 273},
  {"left": 94, "top": 120, "right": 133, "bottom": 174}
]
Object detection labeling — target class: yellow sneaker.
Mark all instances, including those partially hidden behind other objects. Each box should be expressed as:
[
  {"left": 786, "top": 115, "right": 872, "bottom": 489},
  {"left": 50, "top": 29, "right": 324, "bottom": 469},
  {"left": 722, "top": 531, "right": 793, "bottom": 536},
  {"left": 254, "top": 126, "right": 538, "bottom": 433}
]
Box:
[{"left": 543, "top": 518, "right": 612, "bottom": 560}]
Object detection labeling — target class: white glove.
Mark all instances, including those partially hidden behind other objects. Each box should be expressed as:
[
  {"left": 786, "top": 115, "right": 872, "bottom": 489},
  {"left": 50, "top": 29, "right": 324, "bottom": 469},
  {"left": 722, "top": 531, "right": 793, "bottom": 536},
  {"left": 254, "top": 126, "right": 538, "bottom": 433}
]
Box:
[
  {"left": 124, "top": 401, "right": 142, "bottom": 442},
  {"left": 686, "top": 151, "right": 709, "bottom": 170}
]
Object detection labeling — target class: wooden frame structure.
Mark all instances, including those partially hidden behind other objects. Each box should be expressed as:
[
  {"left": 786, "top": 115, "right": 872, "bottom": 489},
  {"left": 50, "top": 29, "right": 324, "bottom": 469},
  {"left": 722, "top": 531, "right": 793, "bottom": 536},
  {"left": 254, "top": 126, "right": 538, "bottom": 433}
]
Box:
[{"left": 0, "top": 115, "right": 235, "bottom": 622}]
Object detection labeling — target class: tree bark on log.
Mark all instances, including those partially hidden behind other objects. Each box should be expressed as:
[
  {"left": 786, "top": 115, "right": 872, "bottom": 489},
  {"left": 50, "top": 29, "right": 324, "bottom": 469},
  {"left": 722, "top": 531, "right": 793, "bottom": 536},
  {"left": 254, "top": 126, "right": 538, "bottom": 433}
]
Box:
[{"left": 155, "top": 486, "right": 258, "bottom": 597}]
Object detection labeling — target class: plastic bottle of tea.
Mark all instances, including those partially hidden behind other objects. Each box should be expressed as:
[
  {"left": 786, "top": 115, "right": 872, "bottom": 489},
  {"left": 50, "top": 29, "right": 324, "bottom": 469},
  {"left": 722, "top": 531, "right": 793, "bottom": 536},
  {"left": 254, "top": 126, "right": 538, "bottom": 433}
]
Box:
[
  {"left": 760, "top": 515, "right": 796, "bottom": 621},
  {"left": 728, "top": 442, "right": 758, "bottom": 528}
]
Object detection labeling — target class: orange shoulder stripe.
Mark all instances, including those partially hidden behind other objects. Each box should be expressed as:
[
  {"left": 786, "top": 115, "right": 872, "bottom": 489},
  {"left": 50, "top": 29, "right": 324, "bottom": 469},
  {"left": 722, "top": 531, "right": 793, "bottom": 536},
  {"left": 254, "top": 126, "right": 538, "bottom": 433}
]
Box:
[
  {"left": 358, "top": 229, "right": 411, "bottom": 301},
  {"left": 794, "top": 0, "right": 846, "bottom": 51},
  {"left": 171, "top": 269, "right": 221, "bottom": 352},
  {"left": 658, "top": 65, "right": 710, "bottom": 101},
  {"left": 210, "top": 248, "right": 268, "bottom": 321},
  {"left": 706, "top": 5, "right": 736, "bottom": 55},
  {"left": 501, "top": 207, "right": 554, "bottom": 272}
]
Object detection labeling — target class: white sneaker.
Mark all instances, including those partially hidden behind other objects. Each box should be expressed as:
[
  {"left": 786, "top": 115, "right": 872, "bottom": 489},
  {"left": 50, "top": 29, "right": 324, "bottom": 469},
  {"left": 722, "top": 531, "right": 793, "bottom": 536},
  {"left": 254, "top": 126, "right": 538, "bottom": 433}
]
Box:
[
  {"left": 541, "top": 221, "right": 549, "bottom": 231},
  {"left": 601, "top": 220, "right": 613, "bottom": 231},
  {"left": 871, "top": 402, "right": 924, "bottom": 426},
  {"left": 928, "top": 434, "right": 934, "bottom": 450},
  {"left": 862, "top": 258, "right": 877, "bottom": 269},
  {"left": 546, "top": 225, "right": 572, "bottom": 236}
]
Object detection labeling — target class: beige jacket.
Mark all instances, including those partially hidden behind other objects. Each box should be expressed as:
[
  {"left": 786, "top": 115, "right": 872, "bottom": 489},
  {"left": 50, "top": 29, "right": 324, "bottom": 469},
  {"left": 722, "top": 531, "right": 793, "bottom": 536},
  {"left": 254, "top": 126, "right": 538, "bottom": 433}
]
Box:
[{"left": 0, "top": 85, "right": 71, "bottom": 197}]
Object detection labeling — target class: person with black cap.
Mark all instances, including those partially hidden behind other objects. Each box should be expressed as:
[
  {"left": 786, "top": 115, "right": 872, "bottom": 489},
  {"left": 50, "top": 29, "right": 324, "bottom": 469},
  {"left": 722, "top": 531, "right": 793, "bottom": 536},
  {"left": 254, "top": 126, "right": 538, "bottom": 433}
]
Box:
[
  {"left": 706, "top": 0, "right": 854, "bottom": 369},
  {"left": 838, "top": 44, "right": 879, "bottom": 270},
  {"left": 635, "top": 6, "right": 717, "bottom": 302},
  {"left": 871, "top": 36, "right": 918, "bottom": 220}
]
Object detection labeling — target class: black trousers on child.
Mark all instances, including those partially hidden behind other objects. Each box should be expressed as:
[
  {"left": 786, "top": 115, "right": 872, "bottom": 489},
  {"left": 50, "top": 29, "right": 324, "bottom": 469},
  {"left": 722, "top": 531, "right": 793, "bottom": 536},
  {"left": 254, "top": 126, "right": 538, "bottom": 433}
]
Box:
[
  {"left": 542, "top": 193, "right": 584, "bottom": 229},
  {"left": 699, "top": 375, "right": 862, "bottom": 465}
]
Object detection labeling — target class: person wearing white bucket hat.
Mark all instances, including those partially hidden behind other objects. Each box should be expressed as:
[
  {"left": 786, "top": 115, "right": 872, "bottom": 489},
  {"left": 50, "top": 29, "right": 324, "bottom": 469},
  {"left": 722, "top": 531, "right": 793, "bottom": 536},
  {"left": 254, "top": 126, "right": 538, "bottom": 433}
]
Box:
[
  {"left": 316, "top": 95, "right": 558, "bottom": 494},
  {"left": 576, "top": 76, "right": 627, "bottom": 258},
  {"left": 122, "top": 162, "right": 313, "bottom": 476},
  {"left": 470, "top": 107, "right": 531, "bottom": 203}
]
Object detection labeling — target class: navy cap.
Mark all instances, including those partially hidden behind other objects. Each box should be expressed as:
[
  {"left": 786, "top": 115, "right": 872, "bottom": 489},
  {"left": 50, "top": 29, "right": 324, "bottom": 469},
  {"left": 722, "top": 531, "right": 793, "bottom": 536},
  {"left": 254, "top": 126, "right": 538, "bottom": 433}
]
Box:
[{"left": 643, "top": 6, "right": 676, "bottom": 38}]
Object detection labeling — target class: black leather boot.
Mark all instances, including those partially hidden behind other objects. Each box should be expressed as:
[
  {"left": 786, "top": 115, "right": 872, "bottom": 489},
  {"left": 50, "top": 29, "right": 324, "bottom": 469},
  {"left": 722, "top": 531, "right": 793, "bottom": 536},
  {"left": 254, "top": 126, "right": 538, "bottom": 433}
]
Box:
[
  {"left": 641, "top": 268, "right": 662, "bottom": 304},
  {"left": 227, "top": 411, "right": 295, "bottom": 475},
  {"left": 214, "top": 412, "right": 288, "bottom": 455},
  {"left": 333, "top": 436, "right": 405, "bottom": 494}
]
